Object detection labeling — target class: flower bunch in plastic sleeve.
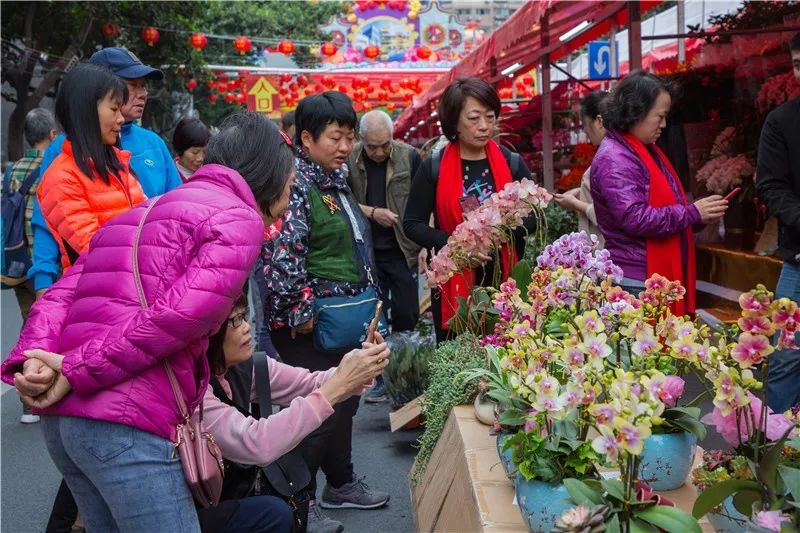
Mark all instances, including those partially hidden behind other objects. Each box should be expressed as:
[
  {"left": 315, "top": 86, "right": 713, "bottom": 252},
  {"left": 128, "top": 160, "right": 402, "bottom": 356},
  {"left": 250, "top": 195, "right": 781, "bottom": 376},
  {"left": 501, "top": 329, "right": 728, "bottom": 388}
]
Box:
[
  {"left": 426, "top": 179, "right": 551, "bottom": 287},
  {"left": 696, "top": 153, "right": 755, "bottom": 195}
]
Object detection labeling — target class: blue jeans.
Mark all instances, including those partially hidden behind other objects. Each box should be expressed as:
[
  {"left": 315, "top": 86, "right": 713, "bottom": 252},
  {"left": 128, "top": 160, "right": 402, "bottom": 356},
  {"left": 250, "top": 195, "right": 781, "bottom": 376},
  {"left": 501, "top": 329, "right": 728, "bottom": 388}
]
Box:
[
  {"left": 42, "top": 416, "right": 200, "bottom": 533},
  {"left": 768, "top": 262, "right": 800, "bottom": 413},
  {"left": 223, "top": 496, "right": 293, "bottom": 533}
]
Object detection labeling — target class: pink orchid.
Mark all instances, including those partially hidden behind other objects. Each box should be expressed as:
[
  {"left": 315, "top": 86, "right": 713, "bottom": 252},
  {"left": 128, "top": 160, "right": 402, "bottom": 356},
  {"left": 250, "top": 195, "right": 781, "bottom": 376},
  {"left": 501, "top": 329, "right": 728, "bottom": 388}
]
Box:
[
  {"left": 755, "top": 510, "right": 788, "bottom": 532},
  {"left": 702, "top": 392, "right": 797, "bottom": 446},
  {"left": 731, "top": 333, "right": 774, "bottom": 368},
  {"left": 739, "top": 290, "right": 771, "bottom": 317},
  {"left": 658, "top": 376, "right": 685, "bottom": 407},
  {"left": 737, "top": 315, "right": 774, "bottom": 336}
]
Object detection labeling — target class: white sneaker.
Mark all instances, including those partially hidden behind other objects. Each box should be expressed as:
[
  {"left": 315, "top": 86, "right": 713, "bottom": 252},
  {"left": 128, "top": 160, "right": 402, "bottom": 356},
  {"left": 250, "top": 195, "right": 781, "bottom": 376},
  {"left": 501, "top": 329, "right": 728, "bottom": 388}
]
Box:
[{"left": 20, "top": 414, "right": 40, "bottom": 424}]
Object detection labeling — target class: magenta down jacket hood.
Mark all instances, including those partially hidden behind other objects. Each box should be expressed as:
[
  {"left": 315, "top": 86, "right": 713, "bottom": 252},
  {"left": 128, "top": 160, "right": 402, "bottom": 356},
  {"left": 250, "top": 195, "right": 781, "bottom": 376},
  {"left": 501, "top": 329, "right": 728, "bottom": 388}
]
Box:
[{"left": 2, "top": 164, "right": 265, "bottom": 440}]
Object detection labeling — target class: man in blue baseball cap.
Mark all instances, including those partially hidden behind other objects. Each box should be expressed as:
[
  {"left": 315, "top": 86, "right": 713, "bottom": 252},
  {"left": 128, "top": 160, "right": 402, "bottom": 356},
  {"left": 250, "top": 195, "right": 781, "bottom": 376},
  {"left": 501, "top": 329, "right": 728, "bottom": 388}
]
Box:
[
  {"left": 29, "top": 47, "right": 184, "bottom": 533},
  {"left": 28, "top": 47, "right": 182, "bottom": 298}
]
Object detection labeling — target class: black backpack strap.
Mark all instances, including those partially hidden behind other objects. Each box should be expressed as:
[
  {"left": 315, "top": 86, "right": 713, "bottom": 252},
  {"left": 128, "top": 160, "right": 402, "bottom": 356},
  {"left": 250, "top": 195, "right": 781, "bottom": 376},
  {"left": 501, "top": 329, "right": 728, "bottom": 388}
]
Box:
[
  {"left": 1, "top": 165, "right": 13, "bottom": 196},
  {"left": 252, "top": 351, "right": 273, "bottom": 419},
  {"left": 431, "top": 149, "right": 442, "bottom": 182},
  {"left": 18, "top": 166, "right": 41, "bottom": 197}
]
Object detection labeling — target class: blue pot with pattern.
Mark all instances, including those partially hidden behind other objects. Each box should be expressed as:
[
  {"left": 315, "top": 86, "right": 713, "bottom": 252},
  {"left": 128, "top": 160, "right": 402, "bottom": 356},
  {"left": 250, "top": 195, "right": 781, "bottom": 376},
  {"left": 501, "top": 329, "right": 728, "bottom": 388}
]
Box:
[
  {"left": 707, "top": 496, "right": 747, "bottom": 533},
  {"left": 638, "top": 431, "right": 697, "bottom": 491},
  {"left": 496, "top": 432, "right": 514, "bottom": 475},
  {"left": 515, "top": 474, "right": 573, "bottom": 533}
]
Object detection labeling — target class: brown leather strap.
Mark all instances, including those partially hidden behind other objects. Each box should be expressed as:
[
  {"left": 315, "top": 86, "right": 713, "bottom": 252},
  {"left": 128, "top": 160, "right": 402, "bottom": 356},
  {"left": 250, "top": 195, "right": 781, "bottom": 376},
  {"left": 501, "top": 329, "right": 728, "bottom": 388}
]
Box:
[{"left": 131, "top": 197, "right": 202, "bottom": 425}]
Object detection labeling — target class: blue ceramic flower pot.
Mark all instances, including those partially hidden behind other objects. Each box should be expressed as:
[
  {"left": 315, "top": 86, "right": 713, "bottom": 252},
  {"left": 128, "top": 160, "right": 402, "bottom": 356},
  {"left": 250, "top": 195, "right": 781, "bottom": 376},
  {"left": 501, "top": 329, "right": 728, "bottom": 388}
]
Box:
[
  {"left": 707, "top": 496, "right": 747, "bottom": 533},
  {"left": 638, "top": 431, "right": 697, "bottom": 490},
  {"left": 496, "top": 433, "right": 514, "bottom": 474},
  {"left": 515, "top": 475, "right": 574, "bottom": 533}
]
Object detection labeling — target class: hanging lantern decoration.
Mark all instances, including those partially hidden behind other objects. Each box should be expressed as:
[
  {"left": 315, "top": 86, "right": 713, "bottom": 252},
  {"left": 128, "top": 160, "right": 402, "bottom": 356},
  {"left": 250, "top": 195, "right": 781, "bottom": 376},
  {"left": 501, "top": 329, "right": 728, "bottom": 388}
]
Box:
[
  {"left": 141, "top": 26, "right": 160, "bottom": 47},
  {"left": 305, "top": 87, "right": 315, "bottom": 97},
  {"left": 206, "top": 80, "right": 216, "bottom": 90},
  {"left": 236, "top": 93, "right": 246, "bottom": 105},
  {"left": 321, "top": 75, "right": 336, "bottom": 89},
  {"left": 207, "top": 93, "right": 218, "bottom": 104},
  {"left": 217, "top": 81, "right": 228, "bottom": 93},
  {"left": 279, "top": 86, "right": 289, "bottom": 96},
  {"left": 225, "top": 92, "right": 236, "bottom": 104},
  {"left": 185, "top": 78, "right": 198, "bottom": 91},
  {"left": 102, "top": 22, "right": 120, "bottom": 39},
  {"left": 233, "top": 36, "right": 252, "bottom": 55},
  {"left": 314, "top": 83, "right": 325, "bottom": 93},
  {"left": 364, "top": 45, "right": 381, "bottom": 60},
  {"left": 321, "top": 42, "right": 338, "bottom": 57},
  {"left": 189, "top": 33, "right": 208, "bottom": 52},
  {"left": 416, "top": 46, "right": 432, "bottom": 60},
  {"left": 277, "top": 39, "right": 295, "bottom": 55},
  {"left": 280, "top": 72, "right": 293, "bottom": 84},
  {"left": 297, "top": 75, "right": 309, "bottom": 88},
  {"left": 289, "top": 82, "right": 298, "bottom": 92}
]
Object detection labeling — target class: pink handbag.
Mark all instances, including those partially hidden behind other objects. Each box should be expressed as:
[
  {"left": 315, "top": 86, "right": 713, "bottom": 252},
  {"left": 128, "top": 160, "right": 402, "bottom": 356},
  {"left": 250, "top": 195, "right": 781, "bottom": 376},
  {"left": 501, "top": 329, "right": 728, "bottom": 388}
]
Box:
[{"left": 131, "top": 197, "right": 224, "bottom": 508}]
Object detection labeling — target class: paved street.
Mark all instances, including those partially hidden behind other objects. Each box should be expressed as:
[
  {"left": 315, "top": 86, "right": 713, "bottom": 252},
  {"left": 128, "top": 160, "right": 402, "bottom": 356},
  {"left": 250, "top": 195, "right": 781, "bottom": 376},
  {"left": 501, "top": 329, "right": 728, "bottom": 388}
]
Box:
[{"left": 1, "top": 290, "right": 421, "bottom": 532}]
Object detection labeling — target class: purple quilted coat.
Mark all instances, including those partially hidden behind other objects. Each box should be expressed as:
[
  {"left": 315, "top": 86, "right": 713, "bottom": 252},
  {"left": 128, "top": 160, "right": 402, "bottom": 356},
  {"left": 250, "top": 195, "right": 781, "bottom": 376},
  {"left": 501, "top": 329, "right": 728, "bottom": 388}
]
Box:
[
  {"left": 590, "top": 130, "right": 701, "bottom": 281},
  {"left": 1, "top": 164, "right": 265, "bottom": 440}
]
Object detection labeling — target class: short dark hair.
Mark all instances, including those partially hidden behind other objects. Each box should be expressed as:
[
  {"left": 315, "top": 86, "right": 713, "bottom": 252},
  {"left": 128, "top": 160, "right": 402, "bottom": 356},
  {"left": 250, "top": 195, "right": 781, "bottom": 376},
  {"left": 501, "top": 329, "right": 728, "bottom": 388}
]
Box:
[
  {"left": 204, "top": 112, "right": 294, "bottom": 217},
  {"left": 55, "top": 63, "right": 129, "bottom": 185},
  {"left": 206, "top": 292, "right": 249, "bottom": 376},
  {"left": 791, "top": 32, "right": 800, "bottom": 52},
  {"left": 172, "top": 117, "right": 211, "bottom": 156},
  {"left": 24, "top": 108, "right": 56, "bottom": 147},
  {"left": 438, "top": 78, "right": 501, "bottom": 141},
  {"left": 294, "top": 92, "right": 357, "bottom": 145},
  {"left": 580, "top": 91, "right": 609, "bottom": 120},
  {"left": 281, "top": 110, "right": 295, "bottom": 131},
  {"left": 603, "top": 70, "right": 673, "bottom": 132}
]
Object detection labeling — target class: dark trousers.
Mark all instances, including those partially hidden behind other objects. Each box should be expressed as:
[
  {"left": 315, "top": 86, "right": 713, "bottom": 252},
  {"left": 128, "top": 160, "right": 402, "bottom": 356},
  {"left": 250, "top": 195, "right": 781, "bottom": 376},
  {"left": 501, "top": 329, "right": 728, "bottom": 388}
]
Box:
[
  {"left": 15, "top": 280, "right": 36, "bottom": 415},
  {"left": 45, "top": 479, "right": 78, "bottom": 533},
  {"left": 374, "top": 247, "right": 419, "bottom": 333},
  {"left": 271, "top": 329, "right": 359, "bottom": 495},
  {"left": 198, "top": 496, "right": 293, "bottom": 533}
]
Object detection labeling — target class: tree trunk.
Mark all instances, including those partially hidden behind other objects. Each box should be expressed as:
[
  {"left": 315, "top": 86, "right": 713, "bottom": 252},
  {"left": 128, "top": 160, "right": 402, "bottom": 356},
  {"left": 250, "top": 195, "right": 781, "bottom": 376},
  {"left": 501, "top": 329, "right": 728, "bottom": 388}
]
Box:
[{"left": 6, "top": 101, "right": 30, "bottom": 161}]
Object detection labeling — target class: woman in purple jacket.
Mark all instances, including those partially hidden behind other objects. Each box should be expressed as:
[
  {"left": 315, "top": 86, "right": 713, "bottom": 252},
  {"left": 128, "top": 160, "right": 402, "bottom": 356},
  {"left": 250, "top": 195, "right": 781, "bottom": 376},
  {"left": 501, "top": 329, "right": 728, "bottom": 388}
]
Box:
[
  {"left": 1, "top": 113, "right": 357, "bottom": 532},
  {"left": 590, "top": 71, "right": 728, "bottom": 310}
]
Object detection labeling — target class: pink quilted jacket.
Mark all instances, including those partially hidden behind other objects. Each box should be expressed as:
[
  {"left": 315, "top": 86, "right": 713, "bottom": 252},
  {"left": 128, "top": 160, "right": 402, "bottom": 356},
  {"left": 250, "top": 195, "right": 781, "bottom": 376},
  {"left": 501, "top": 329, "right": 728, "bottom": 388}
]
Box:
[{"left": 1, "top": 164, "right": 265, "bottom": 440}]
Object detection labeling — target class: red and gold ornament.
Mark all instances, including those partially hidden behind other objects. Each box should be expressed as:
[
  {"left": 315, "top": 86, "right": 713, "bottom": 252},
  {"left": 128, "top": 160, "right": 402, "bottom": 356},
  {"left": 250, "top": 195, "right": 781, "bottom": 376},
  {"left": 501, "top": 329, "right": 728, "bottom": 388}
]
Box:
[
  {"left": 277, "top": 39, "right": 295, "bottom": 55},
  {"left": 141, "top": 26, "right": 160, "bottom": 47},
  {"left": 234, "top": 36, "right": 252, "bottom": 55},
  {"left": 189, "top": 33, "right": 208, "bottom": 52}
]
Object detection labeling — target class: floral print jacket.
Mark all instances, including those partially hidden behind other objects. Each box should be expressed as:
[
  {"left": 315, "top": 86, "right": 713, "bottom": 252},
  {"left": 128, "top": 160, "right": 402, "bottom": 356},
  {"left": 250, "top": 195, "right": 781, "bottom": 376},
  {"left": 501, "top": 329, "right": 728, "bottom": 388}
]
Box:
[{"left": 263, "top": 148, "right": 374, "bottom": 330}]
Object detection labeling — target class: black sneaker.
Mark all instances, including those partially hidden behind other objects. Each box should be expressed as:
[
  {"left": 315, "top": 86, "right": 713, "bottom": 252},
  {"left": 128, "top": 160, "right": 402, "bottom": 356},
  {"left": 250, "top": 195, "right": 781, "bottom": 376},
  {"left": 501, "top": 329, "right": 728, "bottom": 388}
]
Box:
[{"left": 319, "top": 477, "right": 390, "bottom": 510}]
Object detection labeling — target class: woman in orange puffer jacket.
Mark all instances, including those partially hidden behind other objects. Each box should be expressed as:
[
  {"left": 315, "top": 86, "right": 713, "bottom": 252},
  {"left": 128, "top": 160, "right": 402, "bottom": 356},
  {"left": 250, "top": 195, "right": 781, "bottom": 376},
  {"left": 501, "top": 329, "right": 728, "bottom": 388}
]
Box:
[{"left": 37, "top": 63, "right": 146, "bottom": 270}]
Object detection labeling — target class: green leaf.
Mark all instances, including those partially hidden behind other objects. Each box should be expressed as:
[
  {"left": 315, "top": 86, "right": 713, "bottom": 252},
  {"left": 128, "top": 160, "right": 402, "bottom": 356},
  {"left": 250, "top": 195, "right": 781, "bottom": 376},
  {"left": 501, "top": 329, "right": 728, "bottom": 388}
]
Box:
[
  {"left": 606, "top": 513, "right": 621, "bottom": 533},
  {"left": 601, "top": 479, "right": 626, "bottom": 502},
  {"left": 637, "top": 505, "right": 702, "bottom": 533},
  {"left": 511, "top": 260, "right": 533, "bottom": 302},
  {"left": 665, "top": 406, "right": 701, "bottom": 419},
  {"left": 667, "top": 416, "right": 707, "bottom": 441},
  {"left": 758, "top": 427, "right": 796, "bottom": 498},
  {"left": 732, "top": 489, "right": 761, "bottom": 516},
  {"left": 692, "top": 479, "right": 762, "bottom": 518},
  {"left": 563, "top": 478, "right": 603, "bottom": 506},
  {"left": 779, "top": 466, "right": 800, "bottom": 498},
  {"left": 630, "top": 518, "right": 659, "bottom": 533},
  {"left": 498, "top": 408, "right": 527, "bottom": 427}
]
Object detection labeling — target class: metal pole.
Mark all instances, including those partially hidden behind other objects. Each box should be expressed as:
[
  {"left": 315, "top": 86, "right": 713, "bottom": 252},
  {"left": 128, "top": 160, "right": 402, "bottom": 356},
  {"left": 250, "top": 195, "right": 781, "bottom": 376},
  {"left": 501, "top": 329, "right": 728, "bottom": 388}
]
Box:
[
  {"left": 628, "top": 1, "right": 642, "bottom": 71},
  {"left": 677, "top": 0, "right": 686, "bottom": 63},
  {"left": 610, "top": 23, "right": 617, "bottom": 78},
  {"left": 541, "top": 11, "right": 554, "bottom": 191}
]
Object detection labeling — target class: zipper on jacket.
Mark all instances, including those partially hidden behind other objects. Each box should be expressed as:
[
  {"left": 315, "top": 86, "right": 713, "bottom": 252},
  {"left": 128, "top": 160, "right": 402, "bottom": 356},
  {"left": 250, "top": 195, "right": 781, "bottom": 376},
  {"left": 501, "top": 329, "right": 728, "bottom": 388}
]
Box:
[{"left": 112, "top": 173, "right": 134, "bottom": 207}]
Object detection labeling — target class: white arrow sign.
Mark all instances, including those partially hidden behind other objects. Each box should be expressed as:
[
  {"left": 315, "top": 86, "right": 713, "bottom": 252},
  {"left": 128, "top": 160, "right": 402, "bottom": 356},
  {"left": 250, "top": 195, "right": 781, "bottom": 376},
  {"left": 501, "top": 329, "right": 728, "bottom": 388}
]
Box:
[{"left": 594, "top": 44, "right": 610, "bottom": 75}]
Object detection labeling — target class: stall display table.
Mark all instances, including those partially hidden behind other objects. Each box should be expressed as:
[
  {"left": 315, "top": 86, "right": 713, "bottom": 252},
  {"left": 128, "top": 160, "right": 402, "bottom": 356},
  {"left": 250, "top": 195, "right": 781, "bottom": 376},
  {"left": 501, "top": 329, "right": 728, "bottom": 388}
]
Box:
[
  {"left": 696, "top": 243, "right": 782, "bottom": 294},
  {"left": 411, "top": 405, "right": 713, "bottom": 533}
]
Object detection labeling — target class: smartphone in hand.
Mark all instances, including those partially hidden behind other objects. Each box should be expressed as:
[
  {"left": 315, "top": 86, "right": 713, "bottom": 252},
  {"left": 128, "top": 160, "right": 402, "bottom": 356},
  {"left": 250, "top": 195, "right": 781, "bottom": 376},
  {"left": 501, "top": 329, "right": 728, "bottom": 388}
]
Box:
[{"left": 724, "top": 187, "right": 742, "bottom": 202}]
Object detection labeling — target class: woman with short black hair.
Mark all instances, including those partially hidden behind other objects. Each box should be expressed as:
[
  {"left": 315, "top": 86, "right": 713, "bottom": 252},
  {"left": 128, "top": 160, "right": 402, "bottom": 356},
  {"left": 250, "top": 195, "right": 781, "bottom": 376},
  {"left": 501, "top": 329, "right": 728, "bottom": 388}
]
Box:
[
  {"left": 263, "top": 92, "right": 389, "bottom": 531},
  {"left": 403, "top": 77, "right": 533, "bottom": 343},
  {"left": 172, "top": 116, "right": 211, "bottom": 181},
  {"left": 590, "top": 70, "right": 728, "bottom": 313}
]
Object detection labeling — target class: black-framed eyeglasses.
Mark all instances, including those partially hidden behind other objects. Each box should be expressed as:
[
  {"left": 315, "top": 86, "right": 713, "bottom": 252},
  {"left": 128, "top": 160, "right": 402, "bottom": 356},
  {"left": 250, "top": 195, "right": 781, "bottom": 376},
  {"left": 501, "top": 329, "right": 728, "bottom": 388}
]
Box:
[{"left": 228, "top": 312, "right": 248, "bottom": 329}]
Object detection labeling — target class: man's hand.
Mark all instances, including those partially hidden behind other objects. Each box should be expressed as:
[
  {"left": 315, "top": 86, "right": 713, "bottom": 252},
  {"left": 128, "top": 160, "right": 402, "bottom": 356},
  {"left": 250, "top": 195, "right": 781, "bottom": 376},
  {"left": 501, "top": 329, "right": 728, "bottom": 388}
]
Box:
[
  {"left": 14, "top": 357, "right": 57, "bottom": 397},
  {"left": 291, "top": 317, "right": 315, "bottom": 339},
  {"left": 372, "top": 208, "right": 399, "bottom": 228}
]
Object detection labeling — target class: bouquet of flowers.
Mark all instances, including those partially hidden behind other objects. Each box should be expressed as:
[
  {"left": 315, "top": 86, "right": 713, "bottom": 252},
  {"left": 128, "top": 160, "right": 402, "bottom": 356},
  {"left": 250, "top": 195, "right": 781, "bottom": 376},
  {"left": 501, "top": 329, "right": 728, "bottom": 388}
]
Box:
[
  {"left": 709, "top": 126, "right": 738, "bottom": 158},
  {"left": 425, "top": 178, "right": 551, "bottom": 287},
  {"left": 757, "top": 71, "right": 800, "bottom": 115},
  {"left": 695, "top": 153, "right": 755, "bottom": 195}
]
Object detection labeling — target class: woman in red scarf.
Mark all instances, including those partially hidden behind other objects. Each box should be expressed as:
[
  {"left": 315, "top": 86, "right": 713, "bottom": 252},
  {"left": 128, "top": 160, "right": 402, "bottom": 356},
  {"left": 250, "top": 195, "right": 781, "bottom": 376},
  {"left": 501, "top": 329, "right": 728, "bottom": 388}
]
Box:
[
  {"left": 404, "top": 78, "right": 535, "bottom": 343},
  {"left": 591, "top": 71, "right": 729, "bottom": 315}
]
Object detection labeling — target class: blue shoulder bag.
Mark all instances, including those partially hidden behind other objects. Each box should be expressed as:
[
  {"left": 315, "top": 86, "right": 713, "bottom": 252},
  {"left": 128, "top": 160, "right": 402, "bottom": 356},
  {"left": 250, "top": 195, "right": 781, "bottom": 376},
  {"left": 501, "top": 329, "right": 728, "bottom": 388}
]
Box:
[{"left": 312, "top": 190, "right": 388, "bottom": 354}]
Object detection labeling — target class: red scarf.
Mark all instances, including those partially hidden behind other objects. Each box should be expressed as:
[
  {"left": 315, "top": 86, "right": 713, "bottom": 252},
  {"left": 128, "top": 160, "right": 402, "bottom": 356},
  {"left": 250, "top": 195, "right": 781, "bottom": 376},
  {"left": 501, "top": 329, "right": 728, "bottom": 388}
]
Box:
[
  {"left": 435, "top": 140, "right": 516, "bottom": 328},
  {"left": 619, "top": 132, "right": 696, "bottom": 315}
]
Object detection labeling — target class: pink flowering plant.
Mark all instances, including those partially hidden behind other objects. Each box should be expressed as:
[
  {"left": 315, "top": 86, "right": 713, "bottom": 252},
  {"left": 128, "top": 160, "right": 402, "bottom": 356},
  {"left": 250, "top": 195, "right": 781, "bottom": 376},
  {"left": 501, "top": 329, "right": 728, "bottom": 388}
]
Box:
[{"left": 696, "top": 153, "right": 755, "bottom": 196}]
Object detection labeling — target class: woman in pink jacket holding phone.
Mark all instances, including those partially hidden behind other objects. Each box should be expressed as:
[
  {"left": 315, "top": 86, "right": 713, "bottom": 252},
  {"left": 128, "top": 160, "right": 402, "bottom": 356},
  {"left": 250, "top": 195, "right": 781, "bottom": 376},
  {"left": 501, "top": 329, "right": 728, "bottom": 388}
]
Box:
[{"left": 2, "top": 112, "right": 389, "bottom": 532}]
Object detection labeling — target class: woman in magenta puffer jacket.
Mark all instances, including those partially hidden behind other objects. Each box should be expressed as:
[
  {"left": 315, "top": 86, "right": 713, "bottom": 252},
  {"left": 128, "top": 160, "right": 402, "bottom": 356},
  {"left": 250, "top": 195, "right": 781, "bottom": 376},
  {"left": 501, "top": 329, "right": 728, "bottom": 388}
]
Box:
[{"left": 1, "top": 113, "right": 297, "bottom": 532}]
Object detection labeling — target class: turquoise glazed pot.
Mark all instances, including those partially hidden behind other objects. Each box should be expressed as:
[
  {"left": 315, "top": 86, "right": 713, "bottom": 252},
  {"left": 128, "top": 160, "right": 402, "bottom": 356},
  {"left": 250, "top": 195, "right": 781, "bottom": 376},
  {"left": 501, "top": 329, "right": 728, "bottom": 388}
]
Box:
[
  {"left": 638, "top": 431, "right": 697, "bottom": 490},
  {"left": 515, "top": 474, "right": 573, "bottom": 533},
  {"left": 496, "top": 432, "right": 514, "bottom": 474},
  {"left": 707, "top": 496, "right": 747, "bottom": 533}
]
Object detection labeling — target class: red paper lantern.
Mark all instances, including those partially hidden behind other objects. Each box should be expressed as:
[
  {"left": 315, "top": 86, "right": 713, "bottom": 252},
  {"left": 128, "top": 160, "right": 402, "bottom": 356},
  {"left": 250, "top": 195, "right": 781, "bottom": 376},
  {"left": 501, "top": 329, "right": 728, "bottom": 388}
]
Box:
[
  {"left": 380, "top": 79, "right": 392, "bottom": 90},
  {"left": 305, "top": 88, "right": 315, "bottom": 97},
  {"left": 217, "top": 81, "right": 228, "bottom": 93},
  {"left": 377, "top": 89, "right": 388, "bottom": 101},
  {"left": 521, "top": 73, "right": 533, "bottom": 85},
  {"left": 364, "top": 45, "right": 381, "bottom": 60},
  {"left": 289, "top": 82, "right": 298, "bottom": 92},
  {"left": 236, "top": 93, "right": 246, "bottom": 105},
  {"left": 280, "top": 73, "right": 293, "bottom": 84},
  {"left": 416, "top": 46, "right": 432, "bottom": 60},
  {"left": 185, "top": 78, "right": 198, "bottom": 91},
  {"left": 366, "top": 85, "right": 375, "bottom": 94},
  {"left": 337, "top": 84, "right": 348, "bottom": 93},
  {"left": 207, "top": 93, "right": 218, "bottom": 104},
  {"left": 102, "top": 22, "right": 120, "bottom": 39},
  {"left": 314, "top": 83, "right": 325, "bottom": 93},
  {"left": 141, "top": 27, "right": 160, "bottom": 47},
  {"left": 321, "top": 42, "right": 338, "bottom": 57},
  {"left": 279, "top": 86, "right": 289, "bottom": 96},
  {"left": 291, "top": 91, "right": 300, "bottom": 101},
  {"left": 277, "top": 39, "right": 295, "bottom": 55},
  {"left": 206, "top": 80, "right": 216, "bottom": 89},
  {"left": 297, "top": 75, "right": 309, "bottom": 88},
  {"left": 322, "top": 75, "right": 336, "bottom": 89},
  {"left": 189, "top": 33, "right": 208, "bottom": 52},
  {"left": 234, "top": 36, "right": 252, "bottom": 55},
  {"left": 225, "top": 92, "right": 235, "bottom": 104}
]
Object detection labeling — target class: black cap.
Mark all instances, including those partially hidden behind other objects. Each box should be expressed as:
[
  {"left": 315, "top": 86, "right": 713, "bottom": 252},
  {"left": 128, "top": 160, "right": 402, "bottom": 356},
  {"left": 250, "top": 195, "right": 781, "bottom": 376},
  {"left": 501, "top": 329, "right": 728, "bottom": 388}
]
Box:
[{"left": 89, "top": 47, "right": 164, "bottom": 80}]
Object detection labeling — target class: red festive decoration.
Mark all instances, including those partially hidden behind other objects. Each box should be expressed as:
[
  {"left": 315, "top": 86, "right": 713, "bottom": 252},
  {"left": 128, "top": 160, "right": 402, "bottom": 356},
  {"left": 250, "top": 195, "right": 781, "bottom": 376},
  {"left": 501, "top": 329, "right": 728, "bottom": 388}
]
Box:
[
  {"left": 380, "top": 79, "right": 392, "bottom": 90},
  {"left": 521, "top": 73, "right": 534, "bottom": 85},
  {"left": 280, "top": 73, "right": 293, "bottom": 84},
  {"left": 102, "top": 22, "right": 120, "bottom": 39},
  {"left": 314, "top": 83, "right": 325, "bottom": 93},
  {"left": 206, "top": 80, "right": 216, "bottom": 89},
  {"left": 217, "top": 81, "right": 228, "bottom": 93},
  {"left": 189, "top": 33, "right": 208, "bottom": 52},
  {"left": 322, "top": 75, "right": 336, "bottom": 89},
  {"left": 377, "top": 89, "right": 388, "bottom": 101},
  {"left": 386, "top": 102, "right": 396, "bottom": 111},
  {"left": 364, "top": 45, "right": 381, "bottom": 60},
  {"left": 321, "top": 42, "right": 338, "bottom": 57},
  {"left": 234, "top": 36, "right": 252, "bottom": 55},
  {"left": 225, "top": 92, "right": 235, "bottom": 104},
  {"left": 416, "top": 46, "right": 432, "bottom": 60},
  {"left": 337, "top": 84, "right": 348, "bottom": 93},
  {"left": 277, "top": 39, "right": 295, "bottom": 55},
  {"left": 279, "top": 86, "right": 289, "bottom": 96},
  {"left": 289, "top": 82, "right": 298, "bottom": 92},
  {"left": 207, "top": 93, "right": 218, "bottom": 104},
  {"left": 297, "top": 75, "right": 309, "bottom": 88},
  {"left": 185, "top": 78, "right": 198, "bottom": 91},
  {"left": 141, "top": 27, "right": 160, "bottom": 47},
  {"left": 236, "top": 93, "right": 246, "bottom": 105}
]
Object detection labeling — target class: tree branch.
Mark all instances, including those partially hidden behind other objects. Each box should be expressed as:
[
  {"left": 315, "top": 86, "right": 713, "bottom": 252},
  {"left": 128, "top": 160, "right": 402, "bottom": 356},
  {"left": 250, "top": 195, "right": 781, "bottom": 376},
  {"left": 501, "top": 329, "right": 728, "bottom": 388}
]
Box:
[{"left": 29, "top": 16, "right": 95, "bottom": 104}]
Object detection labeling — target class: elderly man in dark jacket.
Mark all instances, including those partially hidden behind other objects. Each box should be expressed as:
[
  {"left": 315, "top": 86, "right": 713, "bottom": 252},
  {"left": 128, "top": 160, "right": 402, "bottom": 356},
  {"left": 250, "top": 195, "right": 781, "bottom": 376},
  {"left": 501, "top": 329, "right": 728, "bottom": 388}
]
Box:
[{"left": 756, "top": 32, "right": 800, "bottom": 413}]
